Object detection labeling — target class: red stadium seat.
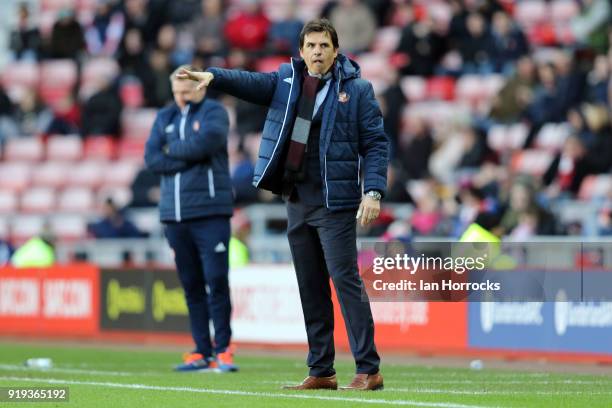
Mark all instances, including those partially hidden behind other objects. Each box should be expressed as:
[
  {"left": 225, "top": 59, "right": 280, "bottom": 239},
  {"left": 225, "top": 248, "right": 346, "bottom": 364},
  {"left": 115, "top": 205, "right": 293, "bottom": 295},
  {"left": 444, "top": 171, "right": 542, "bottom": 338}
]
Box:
[
  {"left": 3, "top": 137, "right": 45, "bottom": 161},
  {"left": 426, "top": 76, "right": 455, "bottom": 101},
  {"left": 41, "top": 0, "right": 76, "bottom": 11},
  {"left": 487, "top": 123, "right": 528, "bottom": 152},
  {"left": 255, "top": 56, "right": 288, "bottom": 73},
  {"left": 49, "top": 214, "right": 87, "bottom": 241},
  {"left": 1, "top": 61, "right": 39, "bottom": 100},
  {"left": 117, "top": 138, "right": 146, "bottom": 163},
  {"left": 57, "top": 187, "right": 95, "bottom": 213},
  {"left": 20, "top": 187, "right": 57, "bottom": 214},
  {"left": 46, "top": 135, "right": 83, "bottom": 161},
  {"left": 68, "top": 161, "right": 106, "bottom": 188},
  {"left": 0, "top": 191, "right": 18, "bottom": 215},
  {"left": 121, "top": 108, "right": 157, "bottom": 139},
  {"left": 10, "top": 214, "right": 45, "bottom": 245},
  {"left": 510, "top": 149, "right": 554, "bottom": 176},
  {"left": 103, "top": 160, "right": 139, "bottom": 188},
  {"left": 0, "top": 163, "right": 32, "bottom": 192},
  {"left": 80, "top": 57, "right": 120, "bottom": 99},
  {"left": 119, "top": 78, "right": 144, "bottom": 109},
  {"left": 32, "top": 161, "right": 71, "bottom": 189},
  {"left": 83, "top": 136, "right": 117, "bottom": 160},
  {"left": 578, "top": 175, "right": 612, "bottom": 201},
  {"left": 39, "top": 60, "right": 78, "bottom": 106}
]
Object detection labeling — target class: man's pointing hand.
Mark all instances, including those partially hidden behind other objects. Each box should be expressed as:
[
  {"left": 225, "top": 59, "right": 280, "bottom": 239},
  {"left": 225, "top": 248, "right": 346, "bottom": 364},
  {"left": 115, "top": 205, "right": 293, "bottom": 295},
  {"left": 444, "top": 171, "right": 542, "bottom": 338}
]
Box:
[{"left": 177, "top": 69, "right": 214, "bottom": 91}]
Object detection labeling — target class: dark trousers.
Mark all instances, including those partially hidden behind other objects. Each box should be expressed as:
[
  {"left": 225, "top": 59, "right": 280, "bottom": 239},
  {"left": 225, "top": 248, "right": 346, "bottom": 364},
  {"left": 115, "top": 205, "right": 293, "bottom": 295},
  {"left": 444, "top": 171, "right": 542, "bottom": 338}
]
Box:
[
  {"left": 287, "top": 200, "right": 380, "bottom": 376},
  {"left": 164, "top": 216, "right": 231, "bottom": 357}
]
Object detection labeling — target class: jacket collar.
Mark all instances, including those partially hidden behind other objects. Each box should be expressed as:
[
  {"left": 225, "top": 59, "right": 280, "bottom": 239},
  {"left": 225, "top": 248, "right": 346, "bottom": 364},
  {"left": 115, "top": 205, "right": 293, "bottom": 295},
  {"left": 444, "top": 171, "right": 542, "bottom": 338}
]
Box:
[{"left": 291, "top": 53, "right": 361, "bottom": 81}]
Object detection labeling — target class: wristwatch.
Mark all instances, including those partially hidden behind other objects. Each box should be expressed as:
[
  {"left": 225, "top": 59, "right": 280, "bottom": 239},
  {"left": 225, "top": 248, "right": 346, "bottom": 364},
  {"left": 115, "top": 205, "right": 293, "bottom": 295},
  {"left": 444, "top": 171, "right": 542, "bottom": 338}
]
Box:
[{"left": 366, "top": 190, "right": 382, "bottom": 201}]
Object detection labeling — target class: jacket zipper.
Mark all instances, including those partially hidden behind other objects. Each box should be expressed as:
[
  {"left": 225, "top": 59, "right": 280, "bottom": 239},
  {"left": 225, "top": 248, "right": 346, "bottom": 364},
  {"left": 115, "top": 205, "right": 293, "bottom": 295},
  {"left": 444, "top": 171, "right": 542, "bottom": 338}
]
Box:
[
  {"left": 256, "top": 60, "right": 295, "bottom": 187},
  {"left": 324, "top": 73, "right": 341, "bottom": 209},
  {"left": 174, "top": 105, "right": 190, "bottom": 221}
]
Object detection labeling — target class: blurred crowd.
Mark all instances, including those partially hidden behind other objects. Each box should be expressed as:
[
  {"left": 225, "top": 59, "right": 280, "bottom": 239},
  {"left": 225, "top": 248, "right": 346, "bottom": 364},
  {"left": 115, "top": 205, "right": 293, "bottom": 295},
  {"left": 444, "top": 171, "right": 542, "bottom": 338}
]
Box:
[{"left": 0, "top": 0, "right": 612, "bottom": 241}]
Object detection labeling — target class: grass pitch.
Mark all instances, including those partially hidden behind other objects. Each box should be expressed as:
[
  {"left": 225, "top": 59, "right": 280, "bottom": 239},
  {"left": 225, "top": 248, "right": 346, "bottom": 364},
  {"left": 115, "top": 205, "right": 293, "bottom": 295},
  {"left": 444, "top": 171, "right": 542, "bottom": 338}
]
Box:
[{"left": 0, "top": 342, "right": 610, "bottom": 407}]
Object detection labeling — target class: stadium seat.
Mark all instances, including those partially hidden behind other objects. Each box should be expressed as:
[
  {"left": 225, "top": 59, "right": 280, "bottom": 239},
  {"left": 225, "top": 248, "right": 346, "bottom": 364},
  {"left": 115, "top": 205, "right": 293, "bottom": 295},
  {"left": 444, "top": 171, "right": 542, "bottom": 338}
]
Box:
[
  {"left": 121, "top": 108, "right": 157, "bottom": 139},
  {"left": 20, "top": 187, "right": 56, "bottom": 213},
  {"left": 57, "top": 187, "right": 95, "bottom": 213},
  {"left": 41, "top": 0, "right": 76, "bottom": 11},
  {"left": 80, "top": 57, "right": 120, "bottom": 99},
  {"left": 514, "top": 0, "right": 547, "bottom": 28},
  {"left": 0, "top": 163, "right": 32, "bottom": 192},
  {"left": 68, "top": 161, "right": 106, "bottom": 188},
  {"left": 510, "top": 149, "right": 554, "bottom": 176},
  {"left": 0, "top": 191, "right": 18, "bottom": 215},
  {"left": 551, "top": 0, "right": 579, "bottom": 21},
  {"left": 371, "top": 26, "right": 401, "bottom": 55},
  {"left": 0, "top": 217, "right": 8, "bottom": 239},
  {"left": 534, "top": 123, "right": 571, "bottom": 151},
  {"left": 39, "top": 60, "right": 78, "bottom": 106},
  {"left": 255, "top": 56, "right": 289, "bottom": 73},
  {"left": 117, "top": 138, "right": 146, "bottom": 163},
  {"left": 10, "top": 214, "right": 46, "bottom": 245},
  {"left": 97, "top": 185, "right": 133, "bottom": 208},
  {"left": 103, "top": 160, "right": 139, "bottom": 188},
  {"left": 426, "top": 76, "right": 455, "bottom": 101},
  {"left": 400, "top": 76, "right": 427, "bottom": 102},
  {"left": 356, "top": 53, "right": 393, "bottom": 83},
  {"left": 46, "top": 135, "right": 83, "bottom": 161},
  {"left": 49, "top": 214, "right": 87, "bottom": 241},
  {"left": 578, "top": 175, "right": 612, "bottom": 201},
  {"left": 487, "top": 123, "right": 528, "bottom": 152},
  {"left": 32, "top": 161, "right": 71, "bottom": 189},
  {"left": 3, "top": 137, "right": 45, "bottom": 162},
  {"left": 119, "top": 78, "right": 144, "bottom": 109},
  {"left": 1, "top": 61, "right": 39, "bottom": 100},
  {"left": 83, "top": 136, "right": 117, "bottom": 160}
]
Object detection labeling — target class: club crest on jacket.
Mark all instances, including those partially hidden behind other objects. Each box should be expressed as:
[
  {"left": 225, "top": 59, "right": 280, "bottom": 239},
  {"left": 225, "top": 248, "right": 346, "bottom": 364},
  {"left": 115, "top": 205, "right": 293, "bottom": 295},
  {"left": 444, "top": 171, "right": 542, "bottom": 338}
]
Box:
[{"left": 338, "top": 91, "right": 349, "bottom": 103}]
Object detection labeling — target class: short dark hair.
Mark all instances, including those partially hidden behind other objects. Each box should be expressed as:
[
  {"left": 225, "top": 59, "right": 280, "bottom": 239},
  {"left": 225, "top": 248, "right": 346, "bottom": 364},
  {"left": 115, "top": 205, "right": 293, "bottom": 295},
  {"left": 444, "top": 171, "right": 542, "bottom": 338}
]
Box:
[{"left": 299, "top": 19, "right": 339, "bottom": 50}]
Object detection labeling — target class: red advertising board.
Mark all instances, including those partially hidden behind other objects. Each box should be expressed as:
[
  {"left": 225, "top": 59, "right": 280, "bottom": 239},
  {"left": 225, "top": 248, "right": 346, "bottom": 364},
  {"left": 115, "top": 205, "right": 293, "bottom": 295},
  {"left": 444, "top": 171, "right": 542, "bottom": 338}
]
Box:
[
  {"left": 0, "top": 264, "right": 99, "bottom": 336},
  {"left": 333, "top": 293, "right": 467, "bottom": 351}
]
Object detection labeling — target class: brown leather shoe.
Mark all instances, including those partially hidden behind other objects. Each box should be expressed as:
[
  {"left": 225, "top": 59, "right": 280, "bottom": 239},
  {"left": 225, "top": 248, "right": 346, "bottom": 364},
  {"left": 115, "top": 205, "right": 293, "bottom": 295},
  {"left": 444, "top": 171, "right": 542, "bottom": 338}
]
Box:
[
  {"left": 339, "top": 373, "right": 384, "bottom": 391},
  {"left": 282, "top": 375, "right": 338, "bottom": 390}
]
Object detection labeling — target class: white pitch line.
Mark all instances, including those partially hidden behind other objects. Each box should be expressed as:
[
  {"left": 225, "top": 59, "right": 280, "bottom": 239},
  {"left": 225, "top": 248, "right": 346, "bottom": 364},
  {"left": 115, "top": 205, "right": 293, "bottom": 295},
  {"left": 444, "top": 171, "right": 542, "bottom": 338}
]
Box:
[
  {"left": 0, "top": 375, "right": 501, "bottom": 408},
  {"left": 0, "top": 364, "right": 146, "bottom": 377},
  {"left": 386, "top": 388, "right": 612, "bottom": 396}
]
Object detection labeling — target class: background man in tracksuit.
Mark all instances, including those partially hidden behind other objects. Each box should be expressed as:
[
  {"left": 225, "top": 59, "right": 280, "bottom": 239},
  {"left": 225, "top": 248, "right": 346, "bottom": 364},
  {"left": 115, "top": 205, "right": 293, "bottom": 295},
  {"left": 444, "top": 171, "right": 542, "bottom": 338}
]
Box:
[
  {"left": 179, "top": 19, "right": 388, "bottom": 390},
  {"left": 144, "top": 65, "right": 237, "bottom": 372}
]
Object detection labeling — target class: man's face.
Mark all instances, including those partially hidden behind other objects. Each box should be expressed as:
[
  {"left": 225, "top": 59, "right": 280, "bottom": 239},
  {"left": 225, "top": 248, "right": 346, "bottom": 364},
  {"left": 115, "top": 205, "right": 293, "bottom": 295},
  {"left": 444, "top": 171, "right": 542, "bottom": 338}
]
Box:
[
  {"left": 172, "top": 79, "right": 205, "bottom": 109},
  {"left": 299, "top": 31, "right": 338, "bottom": 76}
]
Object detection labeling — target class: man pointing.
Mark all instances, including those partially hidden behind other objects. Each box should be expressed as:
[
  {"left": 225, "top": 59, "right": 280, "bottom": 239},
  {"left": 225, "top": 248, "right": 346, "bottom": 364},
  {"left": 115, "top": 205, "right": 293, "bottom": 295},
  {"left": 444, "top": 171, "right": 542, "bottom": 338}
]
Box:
[{"left": 180, "top": 19, "right": 388, "bottom": 390}]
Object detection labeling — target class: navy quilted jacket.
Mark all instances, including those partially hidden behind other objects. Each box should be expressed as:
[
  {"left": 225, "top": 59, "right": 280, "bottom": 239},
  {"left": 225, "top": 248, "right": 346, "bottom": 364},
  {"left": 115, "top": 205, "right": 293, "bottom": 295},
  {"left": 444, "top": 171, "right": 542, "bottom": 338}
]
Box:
[
  {"left": 208, "top": 54, "right": 389, "bottom": 211},
  {"left": 144, "top": 98, "right": 233, "bottom": 222}
]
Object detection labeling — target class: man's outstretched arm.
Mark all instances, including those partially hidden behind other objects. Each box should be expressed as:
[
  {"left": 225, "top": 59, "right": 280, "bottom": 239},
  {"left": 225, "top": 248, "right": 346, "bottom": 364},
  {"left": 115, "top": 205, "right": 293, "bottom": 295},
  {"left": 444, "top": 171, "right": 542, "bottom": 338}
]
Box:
[{"left": 177, "top": 68, "right": 279, "bottom": 106}]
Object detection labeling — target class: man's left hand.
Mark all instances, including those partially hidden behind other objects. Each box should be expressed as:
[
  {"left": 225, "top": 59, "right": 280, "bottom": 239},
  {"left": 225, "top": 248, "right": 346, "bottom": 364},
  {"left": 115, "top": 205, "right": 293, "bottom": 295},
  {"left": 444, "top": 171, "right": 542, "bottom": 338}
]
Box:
[{"left": 356, "top": 195, "right": 380, "bottom": 227}]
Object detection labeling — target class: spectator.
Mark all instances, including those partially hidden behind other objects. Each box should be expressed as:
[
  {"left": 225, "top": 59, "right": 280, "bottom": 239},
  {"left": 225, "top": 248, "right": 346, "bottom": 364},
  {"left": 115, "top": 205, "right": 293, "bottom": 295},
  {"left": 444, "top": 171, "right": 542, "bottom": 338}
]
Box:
[
  {"left": 9, "top": 2, "right": 41, "bottom": 61},
  {"left": 398, "top": 117, "right": 433, "bottom": 180},
  {"left": 585, "top": 54, "right": 609, "bottom": 104},
  {"left": 118, "top": 28, "right": 151, "bottom": 85},
  {"left": 490, "top": 11, "right": 528, "bottom": 73},
  {"left": 543, "top": 135, "right": 593, "bottom": 197},
  {"left": 81, "top": 75, "right": 123, "bottom": 138},
  {"left": 85, "top": 0, "right": 125, "bottom": 57},
  {"left": 122, "top": 0, "right": 165, "bottom": 48},
  {"left": 88, "top": 198, "right": 147, "bottom": 238},
  {"left": 11, "top": 225, "right": 56, "bottom": 268},
  {"left": 380, "top": 68, "right": 405, "bottom": 155},
  {"left": 128, "top": 166, "right": 161, "bottom": 208},
  {"left": 143, "top": 49, "right": 173, "bottom": 107},
  {"left": 46, "top": 94, "right": 81, "bottom": 135},
  {"left": 231, "top": 146, "right": 258, "bottom": 205},
  {"left": 570, "top": 0, "right": 611, "bottom": 53},
  {"left": 0, "top": 236, "right": 12, "bottom": 267},
  {"left": 329, "top": 0, "right": 377, "bottom": 54},
  {"left": 396, "top": 16, "right": 447, "bottom": 76},
  {"left": 156, "top": 24, "right": 189, "bottom": 69},
  {"left": 501, "top": 180, "right": 558, "bottom": 236},
  {"left": 224, "top": 0, "right": 270, "bottom": 52},
  {"left": 490, "top": 56, "right": 536, "bottom": 123},
  {"left": 384, "top": 162, "right": 412, "bottom": 203},
  {"left": 187, "top": 0, "right": 227, "bottom": 59},
  {"left": 458, "top": 12, "right": 494, "bottom": 74},
  {"left": 267, "top": 1, "right": 303, "bottom": 56},
  {"left": 48, "top": 8, "right": 85, "bottom": 60},
  {"left": 12, "top": 88, "right": 53, "bottom": 137},
  {"left": 457, "top": 126, "right": 489, "bottom": 170}
]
